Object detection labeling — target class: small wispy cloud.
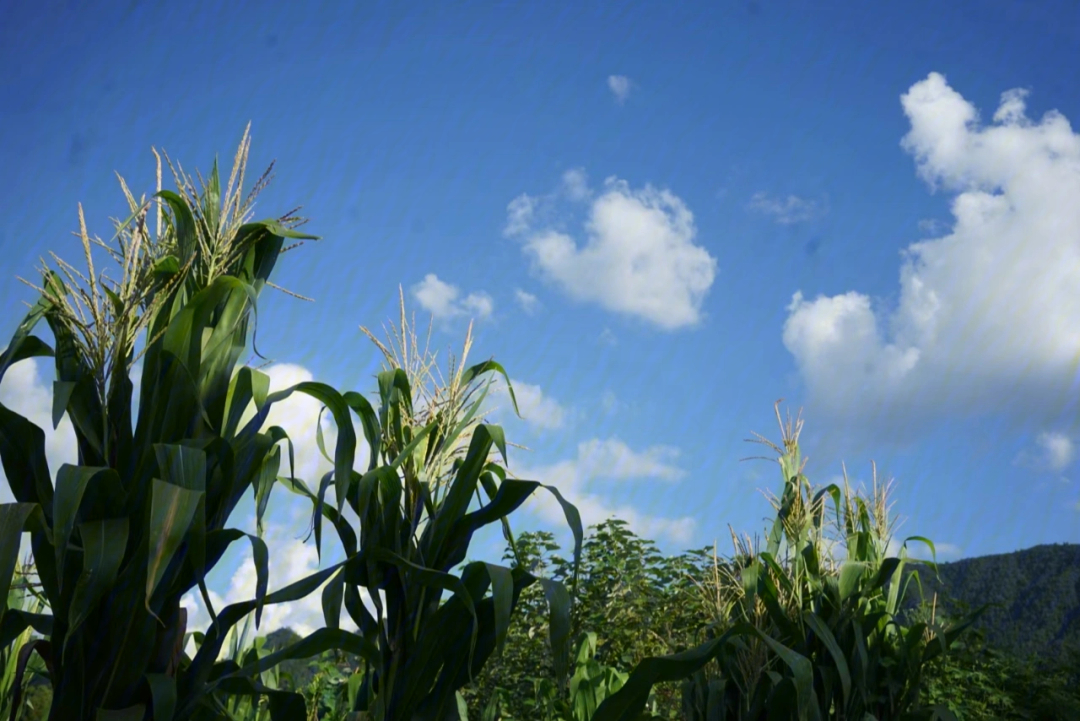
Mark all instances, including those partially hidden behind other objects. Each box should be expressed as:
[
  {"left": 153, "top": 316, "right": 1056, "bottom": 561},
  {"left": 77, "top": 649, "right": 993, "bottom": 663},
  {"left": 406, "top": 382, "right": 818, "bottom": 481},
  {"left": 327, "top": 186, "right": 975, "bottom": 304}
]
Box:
[
  {"left": 515, "top": 289, "right": 540, "bottom": 314},
  {"left": 411, "top": 274, "right": 494, "bottom": 324},
  {"left": 514, "top": 437, "right": 695, "bottom": 545},
  {"left": 601, "top": 390, "right": 620, "bottom": 414},
  {"left": 748, "top": 192, "right": 825, "bottom": 224},
  {"left": 607, "top": 75, "right": 632, "bottom": 104},
  {"left": 917, "top": 218, "right": 948, "bottom": 235},
  {"left": 1014, "top": 430, "right": 1076, "bottom": 473},
  {"left": 0, "top": 357, "right": 78, "bottom": 562},
  {"left": 562, "top": 167, "right": 592, "bottom": 201}
]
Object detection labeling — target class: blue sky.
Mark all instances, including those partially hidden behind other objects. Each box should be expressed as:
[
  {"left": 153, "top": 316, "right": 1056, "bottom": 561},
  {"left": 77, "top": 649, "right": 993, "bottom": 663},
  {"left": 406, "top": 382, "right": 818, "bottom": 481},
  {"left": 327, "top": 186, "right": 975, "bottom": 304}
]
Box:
[{"left": 3, "top": 0, "right": 1080, "bottom": 640}]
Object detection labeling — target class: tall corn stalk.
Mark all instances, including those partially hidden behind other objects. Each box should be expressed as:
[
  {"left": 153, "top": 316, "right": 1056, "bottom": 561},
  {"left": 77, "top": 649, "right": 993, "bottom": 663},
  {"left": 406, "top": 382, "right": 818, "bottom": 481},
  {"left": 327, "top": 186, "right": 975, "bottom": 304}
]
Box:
[
  {"left": 246, "top": 288, "right": 585, "bottom": 721},
  {"left": 0, "top": 124, "right": 378, "bottom": 720},
  {"left": 592, "top": 402, "right": 984, "bottom": 721}
]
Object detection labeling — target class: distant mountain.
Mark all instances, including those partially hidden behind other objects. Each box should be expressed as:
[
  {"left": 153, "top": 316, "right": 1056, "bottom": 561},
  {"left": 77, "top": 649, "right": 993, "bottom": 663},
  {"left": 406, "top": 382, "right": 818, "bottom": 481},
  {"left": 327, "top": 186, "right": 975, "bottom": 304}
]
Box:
[{"left": 906, "top": 543, "right": 1080, "bottom": 663}]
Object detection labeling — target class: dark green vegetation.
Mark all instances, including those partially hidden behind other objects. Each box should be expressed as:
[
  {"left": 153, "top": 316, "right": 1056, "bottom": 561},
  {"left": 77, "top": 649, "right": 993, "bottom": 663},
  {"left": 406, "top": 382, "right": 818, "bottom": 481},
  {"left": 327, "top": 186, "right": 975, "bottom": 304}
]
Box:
[
  {"left": 912, "top": 544, "right": 1080, "bottom": 664},
  {"left": 219, "top": 539, "right": 1080, "bottom": 720},
  {"left": 2, "top": 129, "right": 1074, "bottom": 720}
]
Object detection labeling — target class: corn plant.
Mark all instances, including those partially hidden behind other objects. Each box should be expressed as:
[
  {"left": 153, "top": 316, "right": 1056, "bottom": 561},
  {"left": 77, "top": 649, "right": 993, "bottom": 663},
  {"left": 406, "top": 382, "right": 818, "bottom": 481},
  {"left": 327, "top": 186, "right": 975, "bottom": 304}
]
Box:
[
  {"left": 0, "top": 125, "right": 384, "bottom": 719},
  {"left": 236, "top": 289, "right": 586, "bottom": 721},
  {"left": 1, "top": 557, "right": 50, "bottom": 721},
  {"left": 526, "top": 631, "right": 636, "bottom": 721},
  {"left": 196, "top": 612, "right": 289, "bottom": 721},
  {"left": 592, "top": 402, "right": 984, "bottom": 721}
]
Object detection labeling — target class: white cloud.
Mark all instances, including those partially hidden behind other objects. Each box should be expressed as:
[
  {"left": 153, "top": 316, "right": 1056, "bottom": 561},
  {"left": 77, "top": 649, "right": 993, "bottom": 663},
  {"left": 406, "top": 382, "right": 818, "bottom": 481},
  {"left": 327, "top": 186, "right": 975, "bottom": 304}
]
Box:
[
  {"left": 514, "top": 289, "right": 540, "bottom": 314},
  {"left": 1015, "top": 430, "right": 1076, "bottom": 473},
  {"left": 505, "top": 195, "right": 537, "bottom": 238},
  {"left": 410, "top": 274, "right": 494, "bottom": 324},
  {"left": 784, "top": 72, "right": 1080, "bottom": 433},
  {"left": 481, "top": 375, "right": 567, "bottom": 432},
  {"left": 917, "top": 218, "right": 948, "bottom": 235},
  {"left": 1036, "top": 431, "right": 1074, "bottom": 471},
  {"left": 505, "top": 175, "right": 717, "bottom": 331},
  {"left": 512, "top": 437, "right": 694, "bottom": 545},
  {"left": 597, "top": 328, "right": 618, "bottom": 346},
  {"left": 0, "top": 358, "right": 78, "bottom": 493},
  {"left": 748, "top": 192, "right": 825, "bottom": 224},
  {"left": 889, "top": 537, "right": 962, "bottom": 562},
  {"left": 607, "top": 75, "right": 632, "bottom": 104},
  {"left": 573, "top": 438, "right": 685, "bottom": 481},
  {"left": 489, "top": 378, "right": 567, "bottom": 430},
  {"left": 562, "top": 168, "right": 592, "bottom": 202}
]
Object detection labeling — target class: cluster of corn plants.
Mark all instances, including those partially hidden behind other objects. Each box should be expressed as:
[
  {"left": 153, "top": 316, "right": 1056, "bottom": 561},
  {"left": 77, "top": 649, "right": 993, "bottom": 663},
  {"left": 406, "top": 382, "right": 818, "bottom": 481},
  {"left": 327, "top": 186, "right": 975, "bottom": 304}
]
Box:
[
  {"left": 0, "top": 126, "right": 582, "bottom": 720},
  {"left": 591, "top": 402, "right": 983, "bottom": 721}
]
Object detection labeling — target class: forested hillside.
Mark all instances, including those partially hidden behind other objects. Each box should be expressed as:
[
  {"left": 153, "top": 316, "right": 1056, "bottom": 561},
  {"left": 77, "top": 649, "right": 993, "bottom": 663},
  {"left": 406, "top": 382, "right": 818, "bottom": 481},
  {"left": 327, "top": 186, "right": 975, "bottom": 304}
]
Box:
[{"left": 908, "top": 543, "right": 1080, "bottom": 663}]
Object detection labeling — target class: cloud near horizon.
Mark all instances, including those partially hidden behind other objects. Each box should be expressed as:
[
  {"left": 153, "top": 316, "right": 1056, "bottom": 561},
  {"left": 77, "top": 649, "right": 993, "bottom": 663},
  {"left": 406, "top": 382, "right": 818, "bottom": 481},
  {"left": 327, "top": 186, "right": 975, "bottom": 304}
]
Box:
[
  {"left": 783, "top": 72, "right": 1080, "bottom": 436},
  {"left": 510, "top": 437, "right": 695, "bottom": 546},
  {"left": 504, "top": 171, "right": 717, "bottom": 331}
]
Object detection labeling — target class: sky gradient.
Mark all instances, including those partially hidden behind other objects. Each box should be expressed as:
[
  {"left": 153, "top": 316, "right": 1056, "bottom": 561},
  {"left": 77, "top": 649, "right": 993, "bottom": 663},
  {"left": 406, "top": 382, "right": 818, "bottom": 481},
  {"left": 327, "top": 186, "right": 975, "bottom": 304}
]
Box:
[{"left": 2, "top": 0, "right": 1080, "bottom": 642}]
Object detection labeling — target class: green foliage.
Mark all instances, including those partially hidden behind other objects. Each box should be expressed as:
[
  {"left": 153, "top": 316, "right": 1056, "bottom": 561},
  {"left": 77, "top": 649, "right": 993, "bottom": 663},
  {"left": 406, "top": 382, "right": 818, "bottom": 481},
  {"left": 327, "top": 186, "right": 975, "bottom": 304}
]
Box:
[
  {"left": 459, "top": 521, "right": 716, "bottom": 719},
  {"left": 262, "top": 293, "right": 584, "bottom": 721},
  {"left": 592, "top": 402, "right": 983, "bottom": 721},
  {"left": 0, "top": 130, "right": 583, "bottom": 720},
  {"left": 907, "top": 544, "right": 1080, "bottom": 665},
  {"left": 1, "top": 558, "right": 49, "bottom": 721},
  {"left": 916, "top": 596, "right": 1080, "bottom": 720},
  {"left": 1, "top": 130, "right": 1070, "bottom": 721},
  {"left": 0, "top": 124, "right": 343, "bottom": 719}
]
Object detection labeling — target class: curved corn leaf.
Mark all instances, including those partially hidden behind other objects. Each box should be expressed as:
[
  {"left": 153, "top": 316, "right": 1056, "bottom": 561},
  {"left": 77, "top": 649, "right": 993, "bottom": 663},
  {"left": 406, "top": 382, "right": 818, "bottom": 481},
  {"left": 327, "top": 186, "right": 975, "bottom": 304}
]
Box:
[{"left": 65, "top": 517, "right": 129, "bottom": 657}]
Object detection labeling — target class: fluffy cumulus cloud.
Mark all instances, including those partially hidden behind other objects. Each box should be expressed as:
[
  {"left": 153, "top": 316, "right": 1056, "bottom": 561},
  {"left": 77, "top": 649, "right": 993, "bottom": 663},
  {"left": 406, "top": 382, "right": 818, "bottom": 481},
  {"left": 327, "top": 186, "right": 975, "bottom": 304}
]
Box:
[
  {"left": 505, "top": 172, "right": 718, "bottom": 331},
  {"left": 562, "top": 168, "right": 592, "bottom": 201},
  {"left": 486, "top": 377, "right": 567, "bottom": 431},
  {"left": 511, "top": 437, "right": 695, "bottom": 545},
  {"left": 784, "top": 72, "right": 1080, "bottom": 432},
  {"left": 411, "top": 274, "right": 494, "bottom": 325},
  {"left": 607, "top": 75, "right": 632, "bottom": 104},
  {"left": 479, "top": 375, "right": 565, "bottom": 431},
  {"left": 748, "top": 192, "right": 826, "bottom": 224}
]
